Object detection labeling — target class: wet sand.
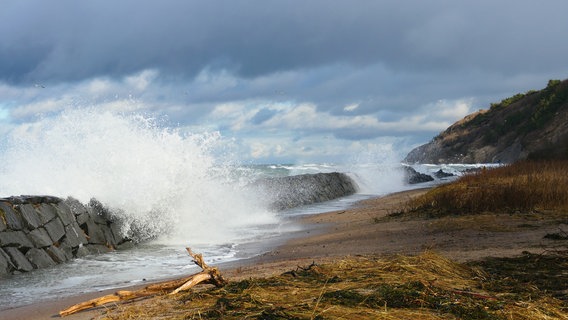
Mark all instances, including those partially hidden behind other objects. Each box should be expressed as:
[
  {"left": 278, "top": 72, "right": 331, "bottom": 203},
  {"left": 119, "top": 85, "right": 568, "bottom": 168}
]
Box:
[{"left": 2, "top": 187, "right": 565, "bottom": 319}]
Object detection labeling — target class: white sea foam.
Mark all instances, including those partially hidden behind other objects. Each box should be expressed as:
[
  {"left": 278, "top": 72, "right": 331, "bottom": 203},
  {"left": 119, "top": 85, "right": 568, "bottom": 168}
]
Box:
[{"left": 0, "top": 109, "right": 277, "bottom": 245}]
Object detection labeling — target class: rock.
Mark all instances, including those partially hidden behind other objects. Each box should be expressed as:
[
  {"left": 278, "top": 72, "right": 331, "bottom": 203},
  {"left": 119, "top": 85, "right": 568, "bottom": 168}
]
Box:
[
  {"left": 0, "top": 209, "right": 6, "bottom": 232},
  {"left": 25, "top": 248, "right": 56, "bottom": 269},
  {"left": 74, "top": 245, "right": 91, "bottom": 258},
  {"left": 64, "top": 197, "right": 89, "bottom": 216},
  {"left": 116, "top": 240, "right": 135, "bottom": 250},
  {"left": 18, "top": 204, "right": 43, "bottom": 229},
  {"left": 110, "top": 221, "right": 125, "bottom": 243},
  {"left": 99, "top": 224, "right": 117, "bottom": 247},
  {"left": 8, "top": 195, "right": 63, "bottom": 205},
  {"left": 27, "top": 228, "right": 54, "bottom": 248},
  {"left": 75, "top": 211, "right": 90, "bottom": 226},
  {"left": 4, "top": 247, "right": 33, "bottom": 272},
  {"left": 0, "top": 230, "right": 34, "bottom": 248},
  {"left": 37, "top": 203, "right": 58, "bottom": 224},
  {"left": 84, "top": 220, "right": 107, "bottom": 245},
  {"left": 85, "top": 244, "right": 112, "bottom": 255},
  {"left": 63, "top": 222, "right": 89, "bottom": 248},
  {"left": 55, "top": 202, "right": 75, "bottom": 226},
  {"left": 46, "top": 245, "right": 68, "bottom": 263},
  {"left": 0, "top": 202, "right": 23, "bottom": 230},
  {"left": 0, "top": 195, "right": 131, "bottom": 275},
  {"left": 403, "top": 166, "right": 435, "bottom": 184},
  {"left": 57, "top": 240, "right": 75, "bottom": 261},
  {"left": 0, "top": 248, "right": 14, "bottom": 275},
  {"left": 45, "top": 218, "right": 66, "bottom": 243},
  {"left": 434, "top": 169, "right": 455, "bottom": 179},
  {"left": 88, "top": 198, "right": 113, "bottom": 224},
  {"left": 253, "top": 172, "right": 358, "bottom": 211}
]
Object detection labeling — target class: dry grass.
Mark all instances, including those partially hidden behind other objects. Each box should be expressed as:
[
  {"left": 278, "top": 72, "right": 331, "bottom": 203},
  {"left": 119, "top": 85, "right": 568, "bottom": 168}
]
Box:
[
  {"left": 100, "top": 251, "right": 567, "bottom": 320},
  {"left": 402, "top": 160, "right": 568, "bottom": 217},
  {"left": 94, "top": 161, "right": 568, "bottom": 319}
]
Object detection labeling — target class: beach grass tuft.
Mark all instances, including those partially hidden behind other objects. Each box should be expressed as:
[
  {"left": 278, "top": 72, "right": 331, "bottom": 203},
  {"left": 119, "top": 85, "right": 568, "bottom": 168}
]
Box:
[
  {"left": 402, "top": 160, "right": 568, "bottom": 217},
  {"left": 100, "top": 251, "right": 567, "bottom": 319}
]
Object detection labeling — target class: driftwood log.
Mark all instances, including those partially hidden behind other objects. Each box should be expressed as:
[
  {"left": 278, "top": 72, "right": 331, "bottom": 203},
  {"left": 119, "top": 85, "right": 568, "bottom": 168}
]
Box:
[{"left": 59, "top": 247, "right": 227, "bottom": 317}]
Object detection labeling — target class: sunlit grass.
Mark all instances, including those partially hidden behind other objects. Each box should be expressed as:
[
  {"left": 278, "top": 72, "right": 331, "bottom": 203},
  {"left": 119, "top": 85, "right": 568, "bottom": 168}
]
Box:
[
  {"left": 100, "top": 251, "right": 567, "bottom": 320},
  {"left": 405, "top": 160, "right": 568, "bottom": 217}
]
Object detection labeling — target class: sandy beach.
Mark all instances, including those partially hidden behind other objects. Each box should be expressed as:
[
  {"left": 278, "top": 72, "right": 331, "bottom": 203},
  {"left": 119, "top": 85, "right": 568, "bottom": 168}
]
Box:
[{"left": 2, "top": 187, "right": 565, "bottom": 319}]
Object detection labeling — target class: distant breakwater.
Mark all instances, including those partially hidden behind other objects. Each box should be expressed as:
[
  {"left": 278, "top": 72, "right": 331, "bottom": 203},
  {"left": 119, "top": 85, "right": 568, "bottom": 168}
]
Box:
[
  {"left": 252, "top": 172, "right": 358, "bottom": 210},
  {"left": 0, "top": 172, "right": 358, "bottom": 276}
]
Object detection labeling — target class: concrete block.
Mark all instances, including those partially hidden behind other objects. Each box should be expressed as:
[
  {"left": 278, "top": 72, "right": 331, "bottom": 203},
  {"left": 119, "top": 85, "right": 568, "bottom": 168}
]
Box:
[
  {"left": 18, "top": 204, "right": 42, "bottom": 229},
  {"left": 63, "top": 197, "right": 88, "bottom": 216},
  {"left": 27, "top": 228, "right": 54, "bottom": 248},
  {"left": 0, "top": 202, "right": 23, "bottom": 230},
  {"left": 4, "top": 247, "right": 33, "bottom": 272},
  {"left": 54, "top": 202, "right": 75, "bottom": 226},
  {"left": 46, "top": 245, "right": 68, "bottom": 263},
  {"left": 0, "top": 230, "right": 34, "bottom": 249},
  {"left": 74, "top": 245, "right": 90, "bottom": 258},
  {"left": 85, "top": 220, "right": 107, "bottom": 245},
  {"left": 37, "top": 203, "right": 57, "bottom": 224},
  {"left": 44, "top": 218, "right": 66, "bottom": 243},
  {"left": 25, "top": 248, "right": 56, "bottom": 269},
  {"left": 0, "top": 247, "right": 14, "bottom": 275},
  {"left": 63, "top": 221, "right": 89, "bottom": 248}
]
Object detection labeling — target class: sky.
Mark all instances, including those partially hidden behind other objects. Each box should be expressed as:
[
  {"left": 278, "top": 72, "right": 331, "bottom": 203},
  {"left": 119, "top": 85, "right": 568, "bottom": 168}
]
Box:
[{"left": 1, "top": 1, "right": 568, "bottom": 164}]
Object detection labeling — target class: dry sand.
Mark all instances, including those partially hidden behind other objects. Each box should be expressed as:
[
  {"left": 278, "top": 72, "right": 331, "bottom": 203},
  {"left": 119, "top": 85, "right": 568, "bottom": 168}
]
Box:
[{"left": 2, "top": 187, "right": 566, "bottom": 319}]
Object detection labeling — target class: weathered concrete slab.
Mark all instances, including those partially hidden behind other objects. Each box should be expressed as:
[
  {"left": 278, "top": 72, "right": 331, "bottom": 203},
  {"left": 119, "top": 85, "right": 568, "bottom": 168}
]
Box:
[
  {"left": 18, "top": 204, "right": 43, "bottom": 229},
  {"left": 25, "top": 248, "right": 56, "bottom": 269},
  {"left": 44, "top": 218, "right": 66, "bottom": 243},
  {"left": 63, "top": 222, "right": 89, "bottom": 248},
  {"left": 0, "top": 230, "right": 34, "bottom": 249},
  {"left": 37, "top": 203, "right": 58, "bottom": 224},
  {"left": 46, "top": 245, "right": 67, "bottom": 264},
  {"left": 55, "top": 202, "right": 75, "bottom": 226},
  {"left": 0, "top": 202, "right": 23, "bottom": 230},
  {"left": 84, "top": 220, "right": 107, "bottom": 245},
  {"left": 27, "top": 228, "right": 54, "bottom": 248},
  {"left": 4, "top": 247, "right": 33, "bottom": 272},
  {"left": 0, "top": 248, "right": 14, "bottom": 275}
]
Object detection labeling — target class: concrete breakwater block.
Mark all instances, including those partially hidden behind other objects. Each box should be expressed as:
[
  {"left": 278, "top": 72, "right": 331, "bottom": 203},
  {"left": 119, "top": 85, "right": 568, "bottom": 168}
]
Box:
[
  {"left": 0, "top": 196, "right": 132, "bottom": 276},
  {"left": 253, "top": 172, "right": 359, "bottom": 210}
]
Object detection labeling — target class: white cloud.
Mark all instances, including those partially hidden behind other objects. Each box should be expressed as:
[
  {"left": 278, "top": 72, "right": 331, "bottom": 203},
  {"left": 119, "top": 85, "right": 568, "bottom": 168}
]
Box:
[
  {"left": 86, "top": 78, "right": 113, "bottom": 95},
  {"left": 343, "top": 103, "right": 359, "bottom": 112},
  {"left": 11, "top": 96, "right": 72, "bottom": 119},
  {"left": 423, "top": 98, "right": 474, "bottom": 121},
  {"left": 125, "top": 69, "right": 158, "bottom": 91}
]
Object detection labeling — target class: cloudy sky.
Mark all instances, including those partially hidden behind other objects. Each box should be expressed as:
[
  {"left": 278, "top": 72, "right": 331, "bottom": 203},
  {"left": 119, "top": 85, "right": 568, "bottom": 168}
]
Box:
[{"left": 1, "top": 1, "right": 567, "bottom": 163}]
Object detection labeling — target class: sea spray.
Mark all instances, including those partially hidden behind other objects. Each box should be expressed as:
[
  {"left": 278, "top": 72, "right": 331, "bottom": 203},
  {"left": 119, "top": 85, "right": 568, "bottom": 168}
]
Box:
[
  {"left": 0, "top": 109, "right": 277, "bottom": 245},
  {"left": 343, "top": 143, "right": 407, "bottom": 195}
]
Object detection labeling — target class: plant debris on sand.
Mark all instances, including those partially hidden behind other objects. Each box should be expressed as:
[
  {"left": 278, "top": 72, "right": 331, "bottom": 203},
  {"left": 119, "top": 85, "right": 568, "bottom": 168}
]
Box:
[{"left": 101, "top": 251, "right": 567, "bottom": 320}]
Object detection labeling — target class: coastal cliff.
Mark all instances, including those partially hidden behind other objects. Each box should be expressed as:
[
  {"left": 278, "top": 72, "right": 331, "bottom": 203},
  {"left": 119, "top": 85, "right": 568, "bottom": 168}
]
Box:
[{"left": 405, "top": 79, "right": 568, "bottom": 164}]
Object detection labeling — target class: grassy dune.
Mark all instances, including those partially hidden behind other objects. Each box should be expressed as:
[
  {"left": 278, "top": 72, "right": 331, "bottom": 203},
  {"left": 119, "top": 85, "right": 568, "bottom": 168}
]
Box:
[{"left": 403, "top": 160, "right": 568, "bottom": 217}]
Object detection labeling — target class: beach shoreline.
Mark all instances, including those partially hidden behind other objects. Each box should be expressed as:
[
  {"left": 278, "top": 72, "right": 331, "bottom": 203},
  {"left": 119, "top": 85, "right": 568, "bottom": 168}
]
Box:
[{"left": 2, "top": 187, "right": 565, "bottom": 319}]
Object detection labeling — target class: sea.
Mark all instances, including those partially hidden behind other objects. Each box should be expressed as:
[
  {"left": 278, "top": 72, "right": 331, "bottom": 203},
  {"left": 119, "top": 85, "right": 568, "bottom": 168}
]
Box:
[{"left": 0, "top": 110, "right": 491, "bottom": 309}]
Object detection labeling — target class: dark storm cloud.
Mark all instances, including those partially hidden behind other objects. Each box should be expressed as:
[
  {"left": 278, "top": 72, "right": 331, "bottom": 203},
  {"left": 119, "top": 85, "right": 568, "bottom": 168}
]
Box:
[
  {"left": 2, "top": 0, "right": 566, "bottom": 86},
  {"left": 2, "top": 1, "right": 568, "bottom": 162}
]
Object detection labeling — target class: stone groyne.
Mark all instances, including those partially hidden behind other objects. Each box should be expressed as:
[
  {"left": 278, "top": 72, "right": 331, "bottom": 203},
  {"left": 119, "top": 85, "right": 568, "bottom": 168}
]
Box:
[
  {"left": 0, "top": 172, "right": 359, "bottom": 276},
  {"left": 253, "top": 172, "right": 359, "bottom": 210},
  {"left": 0, "top": 196, "right": 131, "bottom": 277}
]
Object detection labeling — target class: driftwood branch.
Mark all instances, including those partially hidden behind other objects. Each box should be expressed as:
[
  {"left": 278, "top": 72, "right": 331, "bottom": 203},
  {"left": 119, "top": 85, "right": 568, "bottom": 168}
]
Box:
[{"left": 59, "top": 247, "right": 227, "bottom": 317}]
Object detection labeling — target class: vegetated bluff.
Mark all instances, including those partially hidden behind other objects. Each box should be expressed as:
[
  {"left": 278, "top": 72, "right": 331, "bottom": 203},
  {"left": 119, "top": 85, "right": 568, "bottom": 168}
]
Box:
[{"left": 405, "top": 79, "right": 568, "bottom": 164}]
